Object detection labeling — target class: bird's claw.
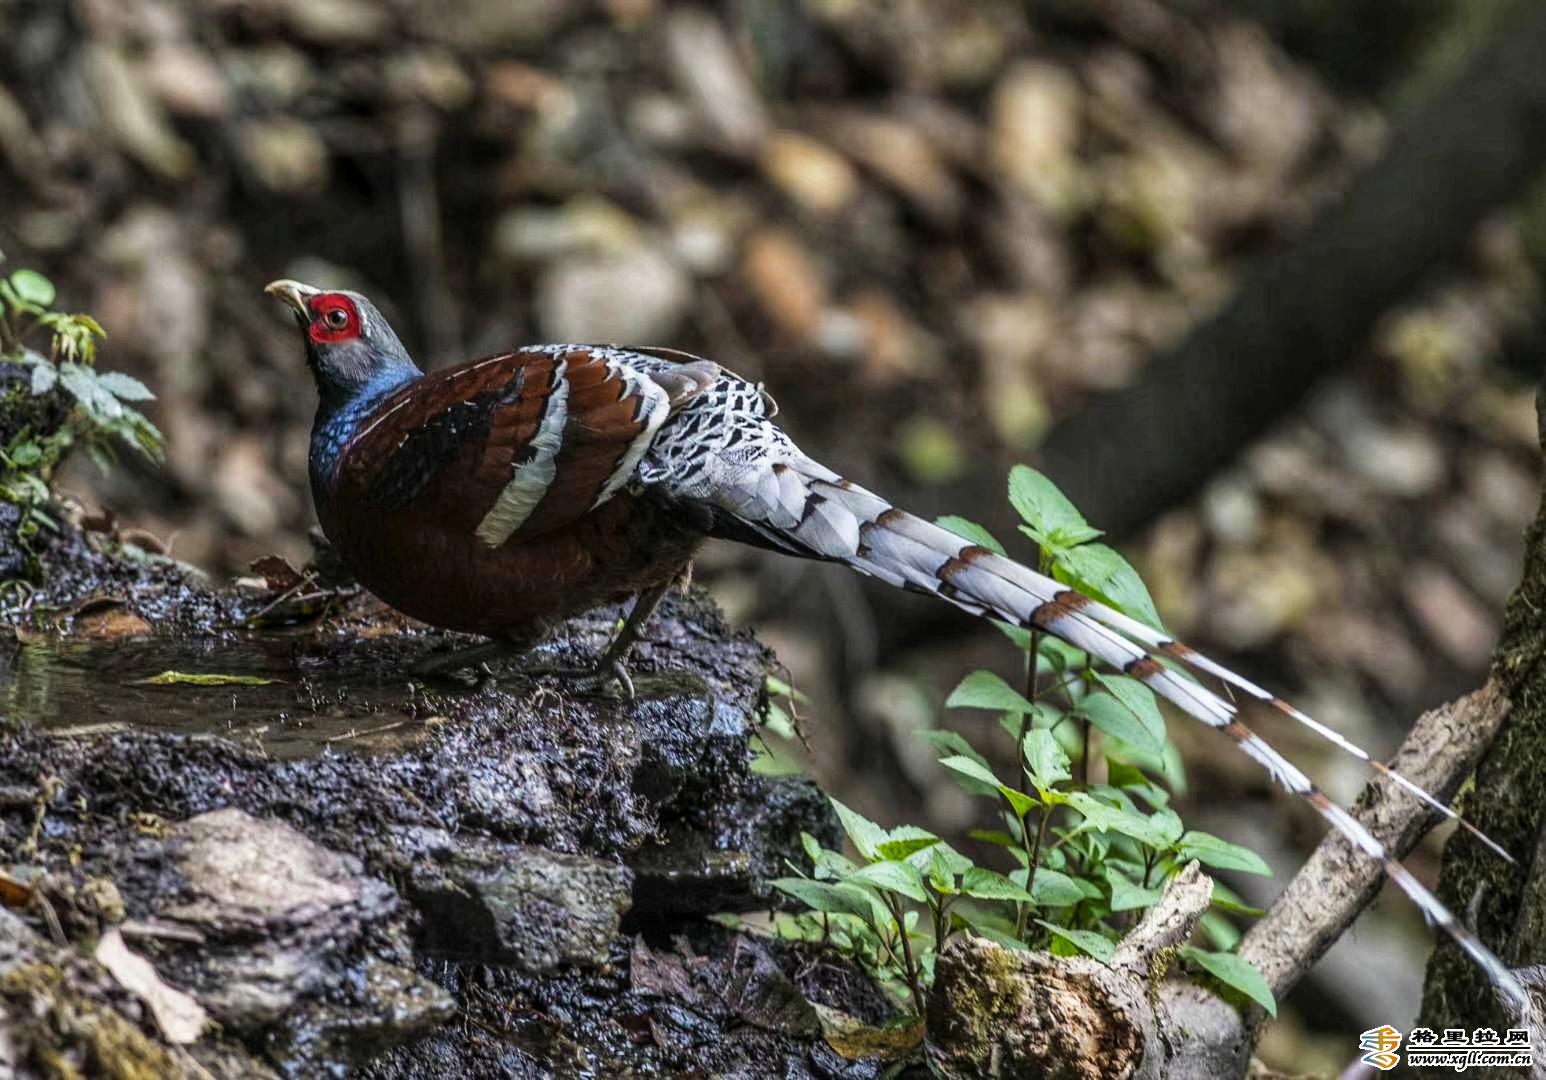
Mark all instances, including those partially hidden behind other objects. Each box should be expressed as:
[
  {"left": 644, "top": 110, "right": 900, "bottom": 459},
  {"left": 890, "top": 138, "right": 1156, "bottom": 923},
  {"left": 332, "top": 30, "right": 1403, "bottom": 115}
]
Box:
[{"left": 523, "top": 657, "right": 635, "bottom": 699}]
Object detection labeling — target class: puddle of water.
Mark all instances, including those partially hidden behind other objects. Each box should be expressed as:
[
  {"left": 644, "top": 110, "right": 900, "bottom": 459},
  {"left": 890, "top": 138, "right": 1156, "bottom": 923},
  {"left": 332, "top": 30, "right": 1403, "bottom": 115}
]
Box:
[{"left": 1, "top": 632, "right": 441, "bottom": 759}]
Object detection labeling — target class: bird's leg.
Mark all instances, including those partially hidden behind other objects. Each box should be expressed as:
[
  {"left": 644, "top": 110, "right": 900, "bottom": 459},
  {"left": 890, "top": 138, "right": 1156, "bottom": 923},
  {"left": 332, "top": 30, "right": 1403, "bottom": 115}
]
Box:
[
  {"left": 408, "top": 638, "right": 518, "bottom": 683},
  {"left": 528, "top": 578, "right": 676, "bottom": 699},
  {"left": 589, "top": 578, "right": 675, "bottom": 698}
]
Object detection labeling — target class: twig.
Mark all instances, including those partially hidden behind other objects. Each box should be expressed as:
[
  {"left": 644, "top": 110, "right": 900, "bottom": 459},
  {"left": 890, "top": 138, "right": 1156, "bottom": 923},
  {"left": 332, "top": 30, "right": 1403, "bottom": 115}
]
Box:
[{"left": 1237, "top": 679, "right": 1511, "bottom": 1004}]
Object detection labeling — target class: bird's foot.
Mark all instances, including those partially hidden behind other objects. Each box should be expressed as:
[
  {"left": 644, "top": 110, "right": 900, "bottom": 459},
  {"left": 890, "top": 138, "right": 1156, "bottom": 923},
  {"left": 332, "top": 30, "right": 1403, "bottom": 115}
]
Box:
[
  {"left": 409, "top": 641, "right": 510, "bottom": 688},
  {"left": 522, "top": 656, "right": 636, "bottom": 700}
]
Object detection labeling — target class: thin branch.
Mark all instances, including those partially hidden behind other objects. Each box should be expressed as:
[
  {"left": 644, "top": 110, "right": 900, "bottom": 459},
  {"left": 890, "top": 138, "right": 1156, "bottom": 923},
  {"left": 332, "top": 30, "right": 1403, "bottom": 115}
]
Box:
[{"left": 1238, "top": 679, "right": 1511, "bottom": 1003}]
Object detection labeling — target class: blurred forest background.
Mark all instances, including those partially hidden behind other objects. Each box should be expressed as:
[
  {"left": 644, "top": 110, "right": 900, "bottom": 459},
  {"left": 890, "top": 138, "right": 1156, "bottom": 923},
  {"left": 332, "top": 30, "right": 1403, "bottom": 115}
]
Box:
[{"left": 2, "top": 0, "right": 1544, "bottom": 1070}]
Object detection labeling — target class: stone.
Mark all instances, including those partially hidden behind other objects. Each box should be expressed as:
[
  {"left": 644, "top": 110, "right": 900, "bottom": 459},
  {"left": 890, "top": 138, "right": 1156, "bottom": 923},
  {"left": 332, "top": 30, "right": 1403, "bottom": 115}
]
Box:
[
  {"left": 154, "top": 809, "right": 397, "bottom": 1028},
  {"left": 409, "top": 840, "right": 632, "bottom": 973},
  {"left": 261, "top": 959, "right": 455, "bottom": 1077}
]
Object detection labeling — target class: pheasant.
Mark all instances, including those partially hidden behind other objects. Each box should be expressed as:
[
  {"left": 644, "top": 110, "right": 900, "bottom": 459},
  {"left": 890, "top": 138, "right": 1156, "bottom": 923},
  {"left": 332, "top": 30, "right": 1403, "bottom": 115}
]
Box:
[{"left": 265, "top": 278, "right": 1528, "bottom": 1015}]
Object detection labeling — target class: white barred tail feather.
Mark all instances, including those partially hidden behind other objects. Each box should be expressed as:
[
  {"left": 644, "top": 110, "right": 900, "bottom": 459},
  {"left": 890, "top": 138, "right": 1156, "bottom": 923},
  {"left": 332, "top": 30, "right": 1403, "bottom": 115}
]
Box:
[
  {"left": 770, "top": 470, "right": 1530, "bottom": 1018},
  {"left": 446, "top": 344, "right": 1527, "bottom": 1015},
  {"left": 630, "top": 361, "right": 1529, "bottom": 1015}
]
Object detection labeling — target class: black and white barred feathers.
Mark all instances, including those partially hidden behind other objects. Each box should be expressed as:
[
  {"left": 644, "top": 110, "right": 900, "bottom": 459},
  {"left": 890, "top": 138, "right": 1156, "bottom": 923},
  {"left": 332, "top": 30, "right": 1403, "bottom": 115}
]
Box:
[{"left": 576, "top": 343, "right": 1531, "bottom": 1018}]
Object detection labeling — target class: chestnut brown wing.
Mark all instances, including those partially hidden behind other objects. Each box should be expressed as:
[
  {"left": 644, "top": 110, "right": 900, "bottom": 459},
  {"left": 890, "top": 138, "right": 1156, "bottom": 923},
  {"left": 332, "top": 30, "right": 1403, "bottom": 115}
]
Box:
[{"left": 336, "top": 347, "right": 700, "bottom": 545}]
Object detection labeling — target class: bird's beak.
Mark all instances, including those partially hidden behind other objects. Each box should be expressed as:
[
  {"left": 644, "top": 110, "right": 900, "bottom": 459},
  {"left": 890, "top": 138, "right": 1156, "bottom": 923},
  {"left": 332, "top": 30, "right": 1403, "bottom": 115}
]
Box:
[{"left": 264, "top": 279, "right": 322, "bottom": 324}]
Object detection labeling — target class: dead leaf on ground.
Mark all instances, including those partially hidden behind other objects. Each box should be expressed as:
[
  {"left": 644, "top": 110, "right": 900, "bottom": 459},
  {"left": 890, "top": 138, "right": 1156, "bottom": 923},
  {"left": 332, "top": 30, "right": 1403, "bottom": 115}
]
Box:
[
  {"left": 94, "top": 926, "right": 208, "bottom": 1044},
  {"left": 132, "top": 671, "right": 277, "bottom": 687},
  {"left": 249, "top": 553, "right": 305, "bottom": 591},
  {"left": 813, "top": 1002, "right": 923, "bottom": 1062}
]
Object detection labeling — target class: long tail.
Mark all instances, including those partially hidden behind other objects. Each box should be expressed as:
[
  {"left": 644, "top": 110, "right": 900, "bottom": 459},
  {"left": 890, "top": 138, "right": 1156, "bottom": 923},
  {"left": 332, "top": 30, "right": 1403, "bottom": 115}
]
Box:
[{"left": 715, "top": 454, "right": 1528, "bottom": 1015}]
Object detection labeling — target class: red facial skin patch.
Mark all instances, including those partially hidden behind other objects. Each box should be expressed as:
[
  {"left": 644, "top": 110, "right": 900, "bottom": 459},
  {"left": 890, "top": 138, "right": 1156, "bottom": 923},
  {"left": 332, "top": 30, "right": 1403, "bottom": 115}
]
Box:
[{"left": 308, "top": 294, "right": 361, "bottom": 344}]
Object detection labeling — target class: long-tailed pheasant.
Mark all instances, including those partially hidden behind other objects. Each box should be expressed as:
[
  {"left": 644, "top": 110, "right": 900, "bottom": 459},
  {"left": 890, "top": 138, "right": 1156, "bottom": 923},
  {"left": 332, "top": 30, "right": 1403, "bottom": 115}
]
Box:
[{"left": 265, "top": 278, "right": 1529, "bottom": 1015}]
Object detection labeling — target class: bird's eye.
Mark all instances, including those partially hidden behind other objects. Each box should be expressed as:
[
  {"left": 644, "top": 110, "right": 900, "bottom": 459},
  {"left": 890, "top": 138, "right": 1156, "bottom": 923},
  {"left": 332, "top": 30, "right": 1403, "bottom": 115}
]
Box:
[{"left": 323, "top": 308, "right": 349, "bottom": 330}]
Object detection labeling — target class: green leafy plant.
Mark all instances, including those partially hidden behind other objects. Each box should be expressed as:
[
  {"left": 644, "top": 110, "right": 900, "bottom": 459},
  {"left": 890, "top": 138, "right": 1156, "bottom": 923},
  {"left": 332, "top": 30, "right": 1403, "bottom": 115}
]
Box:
[
  {"left": 764, "top": 466, "right": 1277, "bottom": 1020},
  {"left": 0, "top": 264, "right": 162, "bottom": 571}
]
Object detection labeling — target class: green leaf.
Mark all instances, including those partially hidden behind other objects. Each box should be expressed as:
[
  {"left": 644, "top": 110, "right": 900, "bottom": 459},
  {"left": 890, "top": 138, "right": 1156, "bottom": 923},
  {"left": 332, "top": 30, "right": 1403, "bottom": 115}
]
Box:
[
  {"left": 9, "top": 269, "right": 55, "bottom": 308},
  {"left": 968, "top": 829, "right": 1019, "bottom": 848},
  {"left": 908, "top": 840, "right": 972, "bottom": 877},
  {"left": 848, "top": 860, "right": 928, "bottom": 903},
  {"left": 765, "top": 674, "right": 810, "bottom": 703},
  {"left": 875, "top": 826, "right": 941, "bottom": 861},
  {"left": 917, "top": 729, "right": 991, "bottom": 771},
  {"left": 95, "top": 371, "right": 155, "bottom": 402},
  {"left": 1008, "top": 465, "right": 1102, "bottom": 548},
  {"left": 961, "top": 867, "right": 1033, "bottom": 902},
  {"left": 1181, "top": 947, "right": 1276, "bottom": 1017},
  {"left": 926, "top": 849, "right": 957, "bottom": 894},
  {"left": 1091, "top": 673, "right": 1166, "bottom": 752},
  {"left": 772, "top": 878, "right": 882, "bottom": 921},
  {"left": 1209, "top": 881, "right": 1266, "bottom": 918},
  {"left": 7, "top": 443, "right": 42, "bottom": 468},
  {"left": 1177, "top": 832, "right": 1272, "bottom": 876},
  {"left": 1036, "top": 921, "right": 1114, "bottom": 963},
  {"left": 1022, "top": 728, "right": 1071, "bottom": 790},
  {"left": 1199, "top": 910, "right": 1242, "bottom": 951},
  {"left": 762, "top": 701, "right": 795, "bottom": 739},
  {"left": 997, "top": 785, "right": 1038, "bottom": 819},
  {"left": 1053, "top": 543, "right": 1164, "bottom": 631},
  {"left": 1065, "top": 792, "right": 1168, "bottom": 847},
  {"left": 1103, "top": 866, "right": 1163, "bottom": 912},
  {"left": 937, "top": 754, "right": 1002, "bottom": 791},
  {"left": 1027, "top": 869, "right": 1086, "bottom": 907},
  {"left": 1148, "top": 809, "right": 1184, "bottom": 848},
  {"left": 133, "top": 671, "right": 275, "bottom": 686},
  {"left": 1036, "top": 636, "right": 1087, "bottom": 674},
  {"left": 830, "top": 798, "right": 886, "bottom": 861},
  {"left": 945, "top": 671, "right": 1036, "bottom": 715},
  {"left": 935, "top": 515, "right": 1006, "bottom": 556},
  {"left": 1077, "top": 692, "right": 1163, "bottom": 756}
]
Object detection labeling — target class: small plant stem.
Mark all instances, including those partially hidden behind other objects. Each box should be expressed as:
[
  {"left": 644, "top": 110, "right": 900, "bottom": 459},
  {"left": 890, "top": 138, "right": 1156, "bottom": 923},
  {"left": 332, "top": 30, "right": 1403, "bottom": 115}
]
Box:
[
  {"left": 930, "top": 892, "right": 953, "bottom": 954},
  {"left": 1080, "top": 719, "right": 1091, "bottom": 785},
  {"left": 1016, "top": 807, "right": 1052, "bottom": 941},
  {"left": 884, "top": 895, "right": 926, "bottom": 1017}
]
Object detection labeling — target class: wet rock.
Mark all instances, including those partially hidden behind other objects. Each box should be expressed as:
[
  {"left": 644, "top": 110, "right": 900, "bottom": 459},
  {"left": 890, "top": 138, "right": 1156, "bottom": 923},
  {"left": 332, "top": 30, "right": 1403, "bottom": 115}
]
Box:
[
  {"left": 627, "top": 672, "right": 750, "bottom": 804},
  {"left": 0, "top": 906, "right": 276, "bottom": 1079},
  {"left": 629, "top": 778, "right": 838, "bottom": 917},
  {"left": 261, "top": 959, "right": 455, "bottom": 1077},
  {"left": 150, "top": 809, "right": 396, "bottom": 1029},
  {"left": 409, "top": 838, "right": 632, "bottom": 973},
  {"left": 0, "top": 539, "right": 882, "bottom": 1075}
]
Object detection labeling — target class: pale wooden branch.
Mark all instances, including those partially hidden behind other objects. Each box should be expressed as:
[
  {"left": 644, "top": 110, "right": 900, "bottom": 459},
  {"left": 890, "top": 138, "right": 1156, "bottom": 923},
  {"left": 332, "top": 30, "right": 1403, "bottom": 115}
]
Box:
[{"left": 1239, "top": 680, "right": 1512, "bottom": 1001}]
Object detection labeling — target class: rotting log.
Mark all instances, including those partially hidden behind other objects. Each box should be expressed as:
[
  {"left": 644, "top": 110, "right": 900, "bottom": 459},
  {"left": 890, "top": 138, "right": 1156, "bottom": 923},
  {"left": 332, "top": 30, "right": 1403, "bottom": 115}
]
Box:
[{"left": 925, "top": 862, "right": 1249, "bottom": 1080}]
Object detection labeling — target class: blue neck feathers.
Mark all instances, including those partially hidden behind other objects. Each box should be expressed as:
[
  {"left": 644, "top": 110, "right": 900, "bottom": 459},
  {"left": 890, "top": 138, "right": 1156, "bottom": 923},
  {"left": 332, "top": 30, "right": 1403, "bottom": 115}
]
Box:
[{"left": 310, "top": 365, "right": 419, "bottom": 495}]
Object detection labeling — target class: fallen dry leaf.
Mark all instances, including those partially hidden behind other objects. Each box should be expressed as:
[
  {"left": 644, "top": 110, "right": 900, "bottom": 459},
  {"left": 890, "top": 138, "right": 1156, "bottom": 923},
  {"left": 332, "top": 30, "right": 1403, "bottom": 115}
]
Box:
[
  {"left": 94, "top": 926, "right": 208, "bottom": 1044},
  {"left": 249, "top": 554, "right": 306, "bottom": 591},
  {"left": 813, "top": 1003, "right": 923, "bottom": 1062}
]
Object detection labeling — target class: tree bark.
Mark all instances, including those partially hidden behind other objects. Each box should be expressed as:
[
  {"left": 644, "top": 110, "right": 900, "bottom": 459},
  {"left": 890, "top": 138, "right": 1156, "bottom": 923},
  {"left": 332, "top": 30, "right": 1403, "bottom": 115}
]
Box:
[{"left": 1418, "top": 386, "right": 1546, "bottom": 1064}]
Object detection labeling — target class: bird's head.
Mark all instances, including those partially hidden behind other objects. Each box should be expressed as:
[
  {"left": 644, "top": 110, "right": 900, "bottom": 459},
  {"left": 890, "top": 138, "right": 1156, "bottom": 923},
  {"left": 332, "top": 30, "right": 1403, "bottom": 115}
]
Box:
[{"left": 264, "top": 280, "right": 420, "bottom": 408}]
